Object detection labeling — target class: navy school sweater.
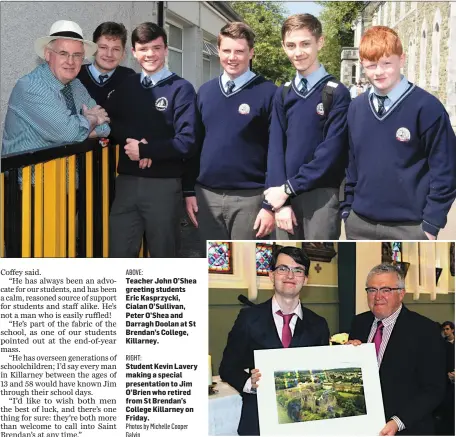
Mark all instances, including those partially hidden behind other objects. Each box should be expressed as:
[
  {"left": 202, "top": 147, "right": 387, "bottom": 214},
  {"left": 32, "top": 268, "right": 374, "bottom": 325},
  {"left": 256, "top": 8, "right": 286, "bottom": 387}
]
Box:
[
  {"left": 267, "top": 75, "right": 350, "bottom": 194},
  {"left": 182, "top": 74, "right": 277, "bottom": 195},
  {"left": 77, "top": 64, "right": 135, "bottom": 107},
  {"left": 105, "top": 73, "right": 198, "bottom": 178},
  {"left": 342, "top": 83, "right": 456, "bottom": 236}
]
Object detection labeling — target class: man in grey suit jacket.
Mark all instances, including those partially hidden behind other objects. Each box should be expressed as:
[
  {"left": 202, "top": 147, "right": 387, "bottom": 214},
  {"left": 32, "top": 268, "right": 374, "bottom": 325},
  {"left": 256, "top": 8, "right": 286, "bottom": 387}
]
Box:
[
  {"left": 219, "top": 246, "right": 330, "bottom": 435},
  {"left": 349, "top": 263, "right": 446, "bottom": 436}
]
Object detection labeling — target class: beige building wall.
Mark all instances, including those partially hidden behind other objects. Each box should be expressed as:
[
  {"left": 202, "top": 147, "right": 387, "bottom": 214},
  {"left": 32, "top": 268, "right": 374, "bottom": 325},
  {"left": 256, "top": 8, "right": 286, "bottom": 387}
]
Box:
[{"left": 355, "top": 242, "right": 382, "bottom": 315}]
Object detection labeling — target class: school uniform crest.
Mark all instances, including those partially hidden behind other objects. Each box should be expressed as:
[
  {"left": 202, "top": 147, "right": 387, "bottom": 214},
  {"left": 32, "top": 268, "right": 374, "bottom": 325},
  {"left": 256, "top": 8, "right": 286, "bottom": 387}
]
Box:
[
  {"left": 155, "top": 97, "right": 168, "bottom": 111},
  {"left": 238, "top": 103, "right": 250, "bottom": 115},
  {"left": 316, "top": 103, "right": 325, "bottom": 116},
  {"left": 396, "top": 127, "right": 411, "bottom": 142}
]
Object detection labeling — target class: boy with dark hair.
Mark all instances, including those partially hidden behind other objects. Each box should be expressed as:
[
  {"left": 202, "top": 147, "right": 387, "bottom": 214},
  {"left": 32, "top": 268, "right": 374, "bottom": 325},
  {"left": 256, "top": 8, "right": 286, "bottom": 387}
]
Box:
[
  {"left": 343, "top": 26, "right": 456, "bottom": 240},
  {"left": 219, "top": 244, "right": 329, "bottom": 436},
  {"left": 265, "top": 14, "right": 350, "bottom": 239},
  {"left": 105, "top": 22, "right": 198, "bottom": 257},
  {"left": 182, "top": 22, "right": 276, "bottom": 240},
  {"left": 77, "top": 21, "right": 135, "bottom": 106}
]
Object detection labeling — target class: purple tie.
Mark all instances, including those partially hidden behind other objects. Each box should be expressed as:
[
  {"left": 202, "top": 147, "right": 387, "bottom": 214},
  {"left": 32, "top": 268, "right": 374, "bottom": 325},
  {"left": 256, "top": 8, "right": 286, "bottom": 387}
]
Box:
[
  {"left": 276, "top": 310, "right": 294, "bottom": 348},
  {"left": 373, "top": 321, "right": 384, "bottom": 356}
]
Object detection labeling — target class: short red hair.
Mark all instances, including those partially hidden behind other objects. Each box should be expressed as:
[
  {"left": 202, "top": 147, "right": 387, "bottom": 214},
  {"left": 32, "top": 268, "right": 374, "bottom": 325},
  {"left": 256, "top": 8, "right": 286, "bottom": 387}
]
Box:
[{"left": 359, "top": 26, "right": 403, "bottom": 62}]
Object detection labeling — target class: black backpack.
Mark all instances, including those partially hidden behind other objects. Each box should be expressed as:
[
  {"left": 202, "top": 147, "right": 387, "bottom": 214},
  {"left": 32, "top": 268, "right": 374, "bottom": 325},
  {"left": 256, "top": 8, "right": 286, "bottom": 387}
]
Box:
[{"left": 281, "top": 76, "right": 339, "bottom": 116}]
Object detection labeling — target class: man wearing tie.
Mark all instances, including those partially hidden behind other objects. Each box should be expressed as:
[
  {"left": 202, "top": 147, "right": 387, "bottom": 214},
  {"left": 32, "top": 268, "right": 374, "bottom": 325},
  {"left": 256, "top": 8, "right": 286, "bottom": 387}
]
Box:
[
  {"left": 219, "top": 246, "right": 329, "bottom": 435},
  {"left": 105, "top": 22, "right": 198, "bottom": 257},
  {"left": 342, "top": 26, "right": 456, "bottom": 240},
  {"left": 264, "top": 14, "right": 350, "bottom": 240},
  {"left": 349, "top": 263, "right": 446, "bottom": 436},
  {"left": 2, "top": 20, "right": 110, "bottom": 156},
  {"left": 77, "top": 22, "right": 135, "bottom": 106}
]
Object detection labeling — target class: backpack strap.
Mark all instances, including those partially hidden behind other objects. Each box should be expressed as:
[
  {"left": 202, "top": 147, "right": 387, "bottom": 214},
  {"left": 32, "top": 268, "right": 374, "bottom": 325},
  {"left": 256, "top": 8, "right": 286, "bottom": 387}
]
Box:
[
  {"left": 282, "top": 76, "right": 340, "bottom": 116},
  {"left": 281, "top": 81, "right": 292, "bottom": 104},
  {"left": 322, "top": 78, "right": 340, "bottom": 116}
]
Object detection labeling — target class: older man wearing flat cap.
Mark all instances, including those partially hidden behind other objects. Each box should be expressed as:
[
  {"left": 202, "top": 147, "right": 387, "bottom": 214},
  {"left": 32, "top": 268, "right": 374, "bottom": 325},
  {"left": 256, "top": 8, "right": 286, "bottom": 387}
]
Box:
[{"left": 2, "top": 20, "right": 110, "bottom": 155}]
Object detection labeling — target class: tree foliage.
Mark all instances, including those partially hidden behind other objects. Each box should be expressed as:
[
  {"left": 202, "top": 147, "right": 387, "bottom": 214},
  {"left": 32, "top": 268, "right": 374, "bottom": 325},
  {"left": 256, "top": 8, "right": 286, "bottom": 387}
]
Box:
[
  {"left": 317, "top": 1, "right": 364, "bottom": 78},
  {"left": 229, "top": 1, "right": 294, "bottom": 84}
]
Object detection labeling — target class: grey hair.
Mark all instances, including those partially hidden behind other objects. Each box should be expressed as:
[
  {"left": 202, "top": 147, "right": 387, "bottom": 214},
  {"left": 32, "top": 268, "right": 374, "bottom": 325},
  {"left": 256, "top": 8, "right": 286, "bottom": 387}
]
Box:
[{"left": 365, "top": 263, "right": 405, "bottom": 290}]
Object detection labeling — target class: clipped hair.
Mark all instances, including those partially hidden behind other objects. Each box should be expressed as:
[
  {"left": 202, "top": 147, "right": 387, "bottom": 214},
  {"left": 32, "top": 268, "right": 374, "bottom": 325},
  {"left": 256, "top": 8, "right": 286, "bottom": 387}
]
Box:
[
  {"left": 132, "top": 22, "right": 167, "bottom": 48},
  {"left": 281, "top": 13, "right": 322, "bottom": 41},
  {"left": 442, "top": 321, "right": 455, "bottom": 331},
  {"left": 218, "top": 22, "right": 255, "bottom": 49},
  {"left": 270, "top": 246, "right": 311, "bottom": 277},
  {"left": 365, "top": 263, "right": 405, "bottom": 290},
  {"left": 359, "top": 26, "right": 403, "bottom": 62},
  {"left": 93, "top": 22, "right": 128, "bottom": 48}
]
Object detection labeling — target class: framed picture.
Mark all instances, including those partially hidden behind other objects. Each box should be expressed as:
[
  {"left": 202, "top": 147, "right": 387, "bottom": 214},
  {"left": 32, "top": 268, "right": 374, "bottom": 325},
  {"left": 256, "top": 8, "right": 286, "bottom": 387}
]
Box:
[
  {"left": 254, "top": 344, "right": 385, "bottom": 435},
  {"left": 302, "top": 243, "right": 337, "bottom": 263}
]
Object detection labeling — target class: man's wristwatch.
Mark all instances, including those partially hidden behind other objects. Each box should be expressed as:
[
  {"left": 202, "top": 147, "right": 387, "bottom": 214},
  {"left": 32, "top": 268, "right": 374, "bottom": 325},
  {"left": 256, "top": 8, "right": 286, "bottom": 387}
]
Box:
[{"left": 283, "top": 182, "right": 293, "bottom": 196}]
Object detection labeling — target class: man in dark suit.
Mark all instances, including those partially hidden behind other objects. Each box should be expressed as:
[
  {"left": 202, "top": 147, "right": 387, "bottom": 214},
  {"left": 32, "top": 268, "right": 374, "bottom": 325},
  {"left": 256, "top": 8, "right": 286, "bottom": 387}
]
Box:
[
  {"left": 436, "top": 321, "right": 455, "bottom": 435},
  {"left": 349, "top": 263, "right": 446, "bottom": 436},
  {"left": 219, "top": 246, "right": 330, "bottom": 435}
]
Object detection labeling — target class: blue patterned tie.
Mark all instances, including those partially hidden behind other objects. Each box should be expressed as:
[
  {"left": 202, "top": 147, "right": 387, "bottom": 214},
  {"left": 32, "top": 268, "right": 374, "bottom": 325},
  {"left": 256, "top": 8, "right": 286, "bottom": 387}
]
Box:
[
  {"left": 61, "top": 84, "right": 77, "bottom": 115},
  {"left": 226, "top": 80, "right": 235, "bottom": 94},
  {"left": 61, "top": 85, "right": 79, "bottom": 184},
  {"left": 99, "top": 74, "right": 108, "bottom": 84},
  {"left": 300, "top": 78, "right": 309, "bottom": 95},
  {"left": 142, "top": 76, "right": 153, "bottom": 88}
]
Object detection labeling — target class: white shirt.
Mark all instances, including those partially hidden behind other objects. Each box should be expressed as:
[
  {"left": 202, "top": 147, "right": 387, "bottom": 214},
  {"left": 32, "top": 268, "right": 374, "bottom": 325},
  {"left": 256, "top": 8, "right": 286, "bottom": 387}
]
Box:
[
  {"left": 294, "top": 64, "right": 329, "bottom": 92},
  {"left": 366, "top": 304, "right": 405, "bottom": 431},
  {"left": 221, "top": 69, "right": 255, "bottom": 93},
  {"left": 89, "top": 63, "right": 115, "bottom": 82},
  {"left": 243, "top": 296, "right": 303, "bottom": 393},
  {"left": 369, "top": 75, "right": 409, "bottom": 114},
  {"left": 141, "top": 67, "right": 173, "bottom": 86}
]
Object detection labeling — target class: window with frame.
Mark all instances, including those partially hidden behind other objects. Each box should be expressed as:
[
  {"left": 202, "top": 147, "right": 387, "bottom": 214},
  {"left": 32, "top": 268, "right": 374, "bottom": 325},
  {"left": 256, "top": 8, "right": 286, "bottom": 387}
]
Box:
[
  {"left": 419, "top": 21, "right": 428, "bottom": 88},
  {"left": 208, "top": 242, "right": 233, "bottom": 274},
  {"left": 203, "top": 40, "right": 219, "bottom": 83},
  {"left": 431, "top": 9, "right": 442, "bottom": 90},
  {"left": 166, "top": 23, "right": 183, "bottom": 76},
  {"left": 256, "top": 243, "right": 274, "bottom": 276}
]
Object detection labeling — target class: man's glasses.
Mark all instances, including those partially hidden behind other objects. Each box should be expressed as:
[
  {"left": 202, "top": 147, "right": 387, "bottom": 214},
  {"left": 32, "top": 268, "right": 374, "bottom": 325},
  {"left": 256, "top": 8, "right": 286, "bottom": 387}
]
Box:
[
  {"left": 47, "top": 47, "right": 84, "bottom": 62},
  {"left": 365, "top": 287, "right": 403, "bottom": 294},
  {"left": 272, "top": 265, "right": 306, "bottom": 277}
]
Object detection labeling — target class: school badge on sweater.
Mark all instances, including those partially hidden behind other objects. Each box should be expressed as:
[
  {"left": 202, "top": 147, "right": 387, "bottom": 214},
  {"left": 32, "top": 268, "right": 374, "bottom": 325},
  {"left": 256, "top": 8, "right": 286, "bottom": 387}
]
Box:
[
  {"left": 155, "top": 97, "right": 168, "bottom": 111},
  {"left": 238, "top": 103, "right": 250, "bottom": 115},
  {"left": 396, "top": 127, "right": 411, "bottom": 142}
]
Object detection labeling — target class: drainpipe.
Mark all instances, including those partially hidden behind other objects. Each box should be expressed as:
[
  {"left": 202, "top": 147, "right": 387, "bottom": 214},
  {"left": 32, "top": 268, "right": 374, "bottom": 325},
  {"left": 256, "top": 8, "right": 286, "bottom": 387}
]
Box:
[{"left": 158, "top": 1, "right": 164, "bottom": 27}]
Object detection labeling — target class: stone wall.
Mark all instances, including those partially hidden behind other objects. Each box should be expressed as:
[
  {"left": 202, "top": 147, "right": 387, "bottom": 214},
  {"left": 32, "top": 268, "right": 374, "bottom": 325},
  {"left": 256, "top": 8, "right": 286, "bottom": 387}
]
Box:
[
  {"left": 395, "top": 2, "right": 450, "bottom": 103},
  {"left": 346, "top": 1, "right": 456, "bottom": 124},
  {"left": 340, "top": 48, "right": 359, "bottom": 85}
]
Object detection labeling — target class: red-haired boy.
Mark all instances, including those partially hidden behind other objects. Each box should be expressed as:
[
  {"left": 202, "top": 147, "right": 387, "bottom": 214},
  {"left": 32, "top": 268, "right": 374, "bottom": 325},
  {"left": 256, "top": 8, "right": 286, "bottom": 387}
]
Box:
[{"left": 342, "top": 26, "right": 456, "bottom": 240}]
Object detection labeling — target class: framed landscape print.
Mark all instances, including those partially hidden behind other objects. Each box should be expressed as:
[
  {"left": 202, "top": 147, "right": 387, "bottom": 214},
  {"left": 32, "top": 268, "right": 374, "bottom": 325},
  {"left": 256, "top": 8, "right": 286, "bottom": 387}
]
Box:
[{"left": 254, "top": 344, "right": 385, "bottom": 435}]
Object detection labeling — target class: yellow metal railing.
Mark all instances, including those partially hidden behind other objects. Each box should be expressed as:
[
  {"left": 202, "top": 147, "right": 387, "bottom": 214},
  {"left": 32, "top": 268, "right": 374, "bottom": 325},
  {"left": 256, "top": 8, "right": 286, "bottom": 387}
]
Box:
[
  {"left": 1, "top": 140, "right": 151, "bottom": 258},
  {"left": 0, "top": 141, "right": 153, "bottom": 258}
]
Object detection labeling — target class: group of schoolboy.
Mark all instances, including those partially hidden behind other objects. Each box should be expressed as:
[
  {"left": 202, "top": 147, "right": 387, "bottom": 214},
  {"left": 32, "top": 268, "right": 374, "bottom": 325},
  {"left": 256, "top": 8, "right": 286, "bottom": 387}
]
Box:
[
  {"left": 102, "top": 15, "right": 456, "bottom": 249},
  {"left": 7, "top": 14, "right": 455, "bottom": 256}
]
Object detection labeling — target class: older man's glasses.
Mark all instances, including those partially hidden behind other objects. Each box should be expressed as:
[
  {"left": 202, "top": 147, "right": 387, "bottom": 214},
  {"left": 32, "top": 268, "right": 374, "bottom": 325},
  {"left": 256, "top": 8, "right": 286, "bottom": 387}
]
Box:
[
  {"left": 272, "top": 265, "right": 306, "bottom": 277},
  {"left": 48, "top": 47, "right": 84, "bottom": 62},
  {"left": 365, "top": 287, "right": 403, "bottom": 294}
]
